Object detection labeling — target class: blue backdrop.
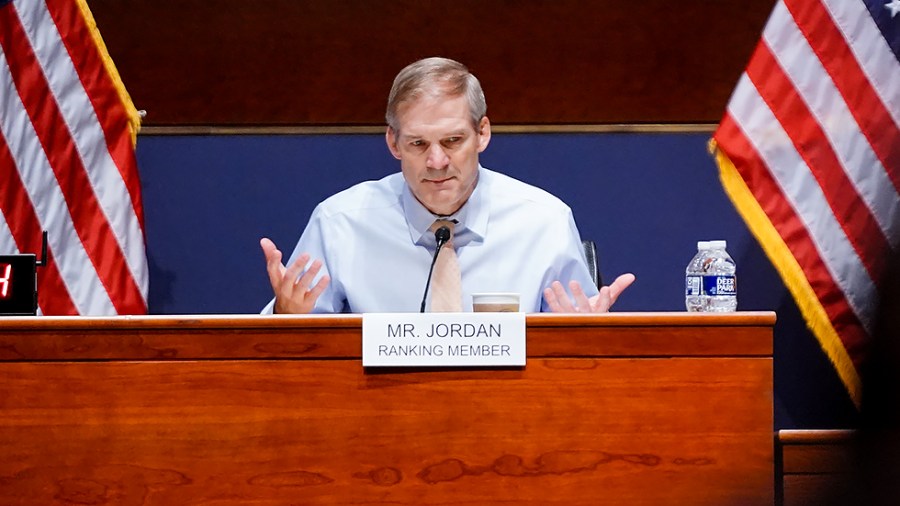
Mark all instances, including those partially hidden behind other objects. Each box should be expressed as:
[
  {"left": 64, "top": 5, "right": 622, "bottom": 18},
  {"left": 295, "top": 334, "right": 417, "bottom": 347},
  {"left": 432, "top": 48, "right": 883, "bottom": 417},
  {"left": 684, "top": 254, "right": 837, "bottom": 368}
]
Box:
[{"left": 136, "top": 132, "right": 857, "bottom": 429}]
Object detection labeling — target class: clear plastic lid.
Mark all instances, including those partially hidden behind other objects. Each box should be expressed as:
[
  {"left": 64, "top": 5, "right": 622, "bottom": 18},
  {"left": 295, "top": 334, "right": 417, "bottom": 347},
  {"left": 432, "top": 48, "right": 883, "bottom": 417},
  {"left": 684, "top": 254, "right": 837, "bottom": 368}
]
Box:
[
  {"left": 697, "top": 241, "right": 711, "bottom": 250},
  {"left": 709, "top": 240, "right": 727, "bottom": 250}
]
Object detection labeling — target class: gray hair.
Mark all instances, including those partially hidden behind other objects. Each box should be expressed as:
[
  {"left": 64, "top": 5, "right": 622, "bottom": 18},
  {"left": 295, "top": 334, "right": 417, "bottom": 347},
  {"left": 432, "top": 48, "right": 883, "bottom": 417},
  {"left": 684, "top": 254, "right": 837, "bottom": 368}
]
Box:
[{"left": 385, "top": 57, "right": 487, "bottom": 133}]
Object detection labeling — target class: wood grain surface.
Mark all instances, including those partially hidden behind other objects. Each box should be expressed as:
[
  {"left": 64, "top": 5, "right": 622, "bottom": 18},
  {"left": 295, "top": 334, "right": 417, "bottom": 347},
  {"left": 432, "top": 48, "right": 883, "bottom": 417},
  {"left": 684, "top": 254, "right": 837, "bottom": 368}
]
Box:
[
  {"left": 0, "top": 313, "right": 774, "bottom": 504},
  {"left": 778, "top": 429, "right": 857, "bottom": 506}
]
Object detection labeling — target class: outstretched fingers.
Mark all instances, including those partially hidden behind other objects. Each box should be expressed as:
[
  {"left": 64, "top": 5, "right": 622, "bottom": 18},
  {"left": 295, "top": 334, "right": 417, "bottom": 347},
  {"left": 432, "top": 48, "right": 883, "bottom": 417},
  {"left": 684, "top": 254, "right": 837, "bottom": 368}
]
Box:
[
  {"left": 274, "top": 255, "right": 331, "bottom": 314},
  {"left": 261, "top": 238, "right": 286, "bottom": 289},
  {"left": 544, "top": 274, "right": 636, "bottom": 314},
  {"left": 543, "top": 281, "right": 572, "bottom": 312},
  {"left": 592, "top": 286, "right": 612, "bottom": 313},
  {"left": 295, "top": 257, "right": 327, "bottom": 295},
  {"left": 569, "top": 280, "right": 593, "bottom": 312},
  {"left": 305, "top": 272, "right": 331, "bottom": 303},
  {"left": 280, "top": 253, "right": 312, "bottom": 299},
  {"left": 608, "top": 273, "right": 636, "bottom": 306},
  {"left": 544, "top": 281, "right": 594, "bottom": 313},
  {"left": 261, "top": 238, "right": 330, "bottom": 314}
]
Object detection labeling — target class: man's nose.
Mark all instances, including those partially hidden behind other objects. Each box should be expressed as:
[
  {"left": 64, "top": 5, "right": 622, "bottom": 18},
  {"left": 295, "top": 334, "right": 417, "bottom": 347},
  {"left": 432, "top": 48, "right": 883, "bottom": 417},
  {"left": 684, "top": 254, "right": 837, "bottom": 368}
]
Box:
[{"left": 426, "top": 143, "right": 450, "bottom": 169}]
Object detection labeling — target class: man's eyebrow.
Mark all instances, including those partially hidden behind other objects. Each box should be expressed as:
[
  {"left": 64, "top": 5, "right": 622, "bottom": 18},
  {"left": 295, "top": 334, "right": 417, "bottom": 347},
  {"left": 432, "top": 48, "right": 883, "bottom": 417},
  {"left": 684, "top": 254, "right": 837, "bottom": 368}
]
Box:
[{"left": 400, "top": 128, "right": 469, "bottom": 141}]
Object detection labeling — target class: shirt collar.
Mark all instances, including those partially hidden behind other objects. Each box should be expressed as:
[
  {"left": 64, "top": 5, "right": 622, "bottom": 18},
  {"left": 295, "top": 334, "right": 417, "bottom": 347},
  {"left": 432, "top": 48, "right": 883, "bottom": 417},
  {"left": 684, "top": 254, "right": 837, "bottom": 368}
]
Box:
[{"left": 404, "top": 165, "right": 489, "bottom": 247}]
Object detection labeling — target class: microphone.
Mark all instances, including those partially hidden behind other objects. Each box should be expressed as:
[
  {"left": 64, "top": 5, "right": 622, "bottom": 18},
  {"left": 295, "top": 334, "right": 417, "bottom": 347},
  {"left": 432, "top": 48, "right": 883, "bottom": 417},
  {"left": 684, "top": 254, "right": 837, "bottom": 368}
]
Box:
[{"left": 420, "top": 226, "right": 451, "bottom": 312}]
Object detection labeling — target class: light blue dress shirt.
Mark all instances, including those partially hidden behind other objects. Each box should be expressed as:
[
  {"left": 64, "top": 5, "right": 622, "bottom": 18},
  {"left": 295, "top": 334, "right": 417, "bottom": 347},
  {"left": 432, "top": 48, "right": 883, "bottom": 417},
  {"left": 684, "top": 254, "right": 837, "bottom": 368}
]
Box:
[{"left": 262, "top": 166, "right": 597, "bottom": 313}]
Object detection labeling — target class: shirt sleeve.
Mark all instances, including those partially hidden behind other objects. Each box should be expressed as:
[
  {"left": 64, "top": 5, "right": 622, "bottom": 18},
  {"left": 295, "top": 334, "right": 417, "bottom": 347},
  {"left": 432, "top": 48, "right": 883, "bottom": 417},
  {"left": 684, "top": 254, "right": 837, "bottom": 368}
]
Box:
[{"left": 539, "top": 209, "right": 599, "bottom": 312}]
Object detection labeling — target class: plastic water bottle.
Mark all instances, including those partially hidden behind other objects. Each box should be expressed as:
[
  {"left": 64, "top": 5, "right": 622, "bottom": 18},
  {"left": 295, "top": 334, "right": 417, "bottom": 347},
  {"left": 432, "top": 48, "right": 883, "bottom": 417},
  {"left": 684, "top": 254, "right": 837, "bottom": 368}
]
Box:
[
  {"left": 685, "top": 241, "right": 710, "bottom": 312},
  {"left": 703, "top": 240, "right": 737, "bottom": 312}
]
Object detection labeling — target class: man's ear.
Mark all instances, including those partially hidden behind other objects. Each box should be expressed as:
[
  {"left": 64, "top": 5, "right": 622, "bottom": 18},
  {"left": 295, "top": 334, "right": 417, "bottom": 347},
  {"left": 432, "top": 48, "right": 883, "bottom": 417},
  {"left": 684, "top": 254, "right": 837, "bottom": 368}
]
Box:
[
  {"left": 385, "top": 127, "right": 402, "bottom": 160},
  {"left": 477, "top": 116, "right": 492, "bottom": 153}
]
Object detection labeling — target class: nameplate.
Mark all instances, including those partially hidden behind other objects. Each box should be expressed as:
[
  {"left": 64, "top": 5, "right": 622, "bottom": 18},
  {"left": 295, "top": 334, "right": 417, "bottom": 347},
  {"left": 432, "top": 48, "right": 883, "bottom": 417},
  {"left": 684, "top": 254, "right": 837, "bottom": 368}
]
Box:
[{"left": 362, "top": 312, "right": 526, "bottom": 367}]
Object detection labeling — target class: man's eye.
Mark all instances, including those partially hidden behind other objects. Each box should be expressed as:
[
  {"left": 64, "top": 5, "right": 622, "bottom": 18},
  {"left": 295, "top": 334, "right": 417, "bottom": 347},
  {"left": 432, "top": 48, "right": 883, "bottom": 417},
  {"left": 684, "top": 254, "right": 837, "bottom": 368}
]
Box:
[
  {"left": 446, "top": 137, "right": 460, "bottom": 143},
  {"left": 411, "top": 140, "right": 424, "bottom": 147}
]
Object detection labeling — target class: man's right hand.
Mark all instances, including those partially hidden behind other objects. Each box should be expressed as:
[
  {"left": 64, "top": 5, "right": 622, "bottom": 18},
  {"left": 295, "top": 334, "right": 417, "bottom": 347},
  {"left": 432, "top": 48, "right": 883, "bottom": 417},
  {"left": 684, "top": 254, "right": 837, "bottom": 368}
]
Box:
[{"left": 260, "top": 238, "right": 330, "bottom": 314}]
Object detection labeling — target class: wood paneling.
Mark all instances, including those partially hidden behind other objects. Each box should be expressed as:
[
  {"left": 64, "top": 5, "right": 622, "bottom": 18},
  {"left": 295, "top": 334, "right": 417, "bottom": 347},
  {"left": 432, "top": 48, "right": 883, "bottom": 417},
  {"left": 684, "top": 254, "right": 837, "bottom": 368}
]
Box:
[
  {"left": 778, "top": 430, "right": 857, "bottom": 506},
  {"left": 88, "top": 0, "right": 776, "bottom": 126},
  {"left": 0, "top": 313, "right": 774, "bottom": 504},
  {"left": 780, "top": 430, "right": 856, "bottom": 474}
]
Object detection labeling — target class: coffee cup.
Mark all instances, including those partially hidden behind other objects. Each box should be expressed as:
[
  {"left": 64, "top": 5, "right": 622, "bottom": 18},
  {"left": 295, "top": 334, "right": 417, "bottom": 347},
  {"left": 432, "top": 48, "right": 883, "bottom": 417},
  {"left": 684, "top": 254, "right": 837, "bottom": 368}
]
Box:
[{"left": 472, "top": 293, "right": 520, "bottom": 312}]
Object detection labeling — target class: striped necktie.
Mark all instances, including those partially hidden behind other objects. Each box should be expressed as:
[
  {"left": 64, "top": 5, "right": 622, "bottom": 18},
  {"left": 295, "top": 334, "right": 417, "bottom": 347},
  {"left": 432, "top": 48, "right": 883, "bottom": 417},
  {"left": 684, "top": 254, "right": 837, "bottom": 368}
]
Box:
[{"left": 430, "top": 220, "right": 462, "bottom": 312}]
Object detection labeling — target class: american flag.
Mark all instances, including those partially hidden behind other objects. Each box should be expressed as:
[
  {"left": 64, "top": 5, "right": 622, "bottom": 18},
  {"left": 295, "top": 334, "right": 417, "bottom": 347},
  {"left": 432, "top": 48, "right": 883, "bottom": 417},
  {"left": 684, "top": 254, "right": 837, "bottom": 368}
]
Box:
[
  {"left": 713, "top": 0, "right": 900, "bottom": 406},
  {"left": 0, "top": 0, "right": 147, "bottom": 315}
]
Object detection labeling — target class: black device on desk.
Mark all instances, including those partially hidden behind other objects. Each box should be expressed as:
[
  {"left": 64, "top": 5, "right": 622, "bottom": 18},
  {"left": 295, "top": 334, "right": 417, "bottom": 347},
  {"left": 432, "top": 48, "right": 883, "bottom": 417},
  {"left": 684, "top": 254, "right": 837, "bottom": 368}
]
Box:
[{"left": 0, "top": 231, "right": 47, "bottom": 316}]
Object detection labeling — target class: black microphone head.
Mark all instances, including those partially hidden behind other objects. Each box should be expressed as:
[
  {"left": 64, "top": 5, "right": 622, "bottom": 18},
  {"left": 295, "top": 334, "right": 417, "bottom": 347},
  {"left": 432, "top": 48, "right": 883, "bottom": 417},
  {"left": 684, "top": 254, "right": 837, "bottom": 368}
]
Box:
[{"left": 435, "top": 226, "right": 451, "bottom": 243}]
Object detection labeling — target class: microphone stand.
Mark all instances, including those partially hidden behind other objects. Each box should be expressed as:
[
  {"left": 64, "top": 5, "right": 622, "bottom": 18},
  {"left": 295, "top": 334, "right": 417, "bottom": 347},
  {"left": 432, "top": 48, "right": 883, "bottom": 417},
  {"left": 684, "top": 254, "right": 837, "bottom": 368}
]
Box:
[{"left": 420, "top": 226, "right": 451, "bottom": 312}]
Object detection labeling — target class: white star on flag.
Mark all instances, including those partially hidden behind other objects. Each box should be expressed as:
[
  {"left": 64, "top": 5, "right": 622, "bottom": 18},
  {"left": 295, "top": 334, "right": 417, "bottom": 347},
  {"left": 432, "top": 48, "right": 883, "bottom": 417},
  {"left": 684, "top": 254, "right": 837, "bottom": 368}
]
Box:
[{"left": 887, "top": 0, "right": 900, "bottom": 18}]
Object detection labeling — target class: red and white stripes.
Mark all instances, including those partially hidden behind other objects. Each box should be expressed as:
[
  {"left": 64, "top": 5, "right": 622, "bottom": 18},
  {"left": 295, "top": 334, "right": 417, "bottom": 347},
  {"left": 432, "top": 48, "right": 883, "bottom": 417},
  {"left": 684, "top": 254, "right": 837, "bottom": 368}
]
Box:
[
  {"left": 714, "top": 0, "right": 900, "bottom": 405},
  {"left": 0, "top": 0, "right": 147, "bottom": 315}
]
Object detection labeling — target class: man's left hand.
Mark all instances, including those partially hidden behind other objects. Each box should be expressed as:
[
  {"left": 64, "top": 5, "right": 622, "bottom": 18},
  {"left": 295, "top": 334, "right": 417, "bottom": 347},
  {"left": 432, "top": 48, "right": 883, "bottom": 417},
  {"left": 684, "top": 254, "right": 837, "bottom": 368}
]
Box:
[{"left": 543, "top": 273, "right": 636, "bottom": 313}]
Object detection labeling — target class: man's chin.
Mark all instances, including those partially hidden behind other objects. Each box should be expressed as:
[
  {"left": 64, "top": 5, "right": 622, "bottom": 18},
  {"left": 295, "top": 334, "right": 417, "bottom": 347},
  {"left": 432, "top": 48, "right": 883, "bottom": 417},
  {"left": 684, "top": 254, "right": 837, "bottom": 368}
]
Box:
[{"left": 421, "top": 197, "right": 460, "bottom": 216}]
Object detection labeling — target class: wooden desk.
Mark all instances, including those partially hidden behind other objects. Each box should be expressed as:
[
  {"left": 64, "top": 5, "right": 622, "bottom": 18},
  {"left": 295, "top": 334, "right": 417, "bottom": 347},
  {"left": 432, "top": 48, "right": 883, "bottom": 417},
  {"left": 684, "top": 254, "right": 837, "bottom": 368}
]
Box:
[{"left": 0, "top": 312, "right": 774, "bottom": 505}]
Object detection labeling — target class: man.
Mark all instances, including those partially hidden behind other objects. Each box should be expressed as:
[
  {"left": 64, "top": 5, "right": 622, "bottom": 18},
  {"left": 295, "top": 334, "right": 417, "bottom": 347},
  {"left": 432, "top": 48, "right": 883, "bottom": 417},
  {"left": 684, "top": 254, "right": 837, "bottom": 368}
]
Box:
[{"left": 261, "top": 57, "right": 634, "bottom": 314}]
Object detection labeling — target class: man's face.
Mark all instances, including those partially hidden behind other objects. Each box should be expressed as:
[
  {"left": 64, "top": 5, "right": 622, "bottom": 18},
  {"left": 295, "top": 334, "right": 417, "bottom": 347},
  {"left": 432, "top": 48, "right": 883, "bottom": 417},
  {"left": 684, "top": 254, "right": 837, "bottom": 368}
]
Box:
[{"left": 386, "top": 93, "right": 491, "bottom": 216}]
